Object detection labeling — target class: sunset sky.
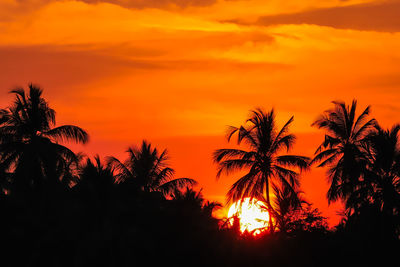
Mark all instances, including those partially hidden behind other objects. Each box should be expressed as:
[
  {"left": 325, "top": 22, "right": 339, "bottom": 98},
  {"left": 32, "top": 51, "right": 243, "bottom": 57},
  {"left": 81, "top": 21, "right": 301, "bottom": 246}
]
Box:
[{"left": 1, "top": 0, "right": 400, "bottom": 225}]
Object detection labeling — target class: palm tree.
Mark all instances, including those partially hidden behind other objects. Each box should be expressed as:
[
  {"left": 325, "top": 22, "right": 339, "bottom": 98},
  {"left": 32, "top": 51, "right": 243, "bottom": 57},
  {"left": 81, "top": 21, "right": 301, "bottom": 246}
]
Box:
[
  {"left": 311, "top": 100, "right": 376, "bottom": 207},
  {"left": 361, "top": 124, "right": 400, "bottom": 238},
  {"left": 270, "top": 183, "right": 305, "bottom": 233},
  {"left": 171, "top": 187, "right": 205, "bottom": 207},
  {"left": 0, "top": 84, "right": 89, "bottom": 195},
  {"left": 213, "top": 108, "right": 310, "bottom": 232},
  {"left": 107, "top": 140, "right": 197, "bottom": 197},
  {"left": 75, "top": 155, "right": 116, "bottom": 200},
  {"left": 170, "top": 187, "right": 222, "bottom": 237},
  {"left": 74, "top": 156, "right": 116, "bottom": 221},
  {"left": 171, "top": 187, "right": 222, "bottom": 217}
]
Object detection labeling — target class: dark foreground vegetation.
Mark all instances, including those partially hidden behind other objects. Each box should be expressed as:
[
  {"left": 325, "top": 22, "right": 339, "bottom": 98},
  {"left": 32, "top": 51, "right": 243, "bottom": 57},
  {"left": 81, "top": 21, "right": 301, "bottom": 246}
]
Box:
[{"left": 1, "top": 85, "right": 399, "bottom": 266}]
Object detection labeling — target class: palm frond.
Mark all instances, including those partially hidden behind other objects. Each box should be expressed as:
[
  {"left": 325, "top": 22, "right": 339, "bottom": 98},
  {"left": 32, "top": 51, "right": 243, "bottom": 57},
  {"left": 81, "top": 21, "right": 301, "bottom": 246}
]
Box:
[
  {"left": 226, "top": 126, "right": 239, "bottom": 142},
  {"left": 274, "top": 165, "right": 300, "bottom": 188},
  {"left": 273, "top": 116, "right": 294, "bottom": 148},
  {"left": 216, "top": 158, "right": 255, "bottom": 179},
  {"left": 43, "top": 125, "right": 89, "bottom": 144},
  {"left": 158, "top": 177, "right": 197, "bottom": 196},
  {"left": 314, "top": 135, "right": 340, "bottom": 154},
  {"left": 317, "top": 153, "right": 340, "bottom": 168},
  {"left": 352, "top": 118, "right": 377, "bottom": 141},
  {"left": 273, "top": 134, "right": 296, "bottom": 153},
  {"left": 212, "top": 148, "right": 253, "bottom": 163},
  {"left": 237, "top": 126, "right": 258, "bottom": 147},
  {"left": 276, "top": 155, "right": 310, "bottom": 171},
  {"left": 311, "top": 148, "right": 338, "bottom": 165},
  {"left": 106, "top": 156, "right": 133, "bottom": 183},
  {"left": 352, "top": 105, "right": 371, "bottom": 134},
  {"left": 226, "top": 171, "right": 260, "bottom": 204},
  {"left": 156, "top": 167, "right": 175, "bottom": 184}
]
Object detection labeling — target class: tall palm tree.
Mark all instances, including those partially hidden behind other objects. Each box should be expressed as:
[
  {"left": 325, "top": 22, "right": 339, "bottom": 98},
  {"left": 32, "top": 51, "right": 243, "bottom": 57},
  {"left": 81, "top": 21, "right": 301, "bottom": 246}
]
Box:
[
  {"left": 107, "top": 140, "right": 197, "bottom": 197},
  {"left": 311, "top": 100, "right": 376, "bottom": 206},
  {"left": 361, "top": 124, "right": 400, "bottom": 238},
  {"left": 213, "top": 108, "right": 309, "bottom": 232},
  {"left": 0, "top": 84, "right": 89, "bottom": 194}
]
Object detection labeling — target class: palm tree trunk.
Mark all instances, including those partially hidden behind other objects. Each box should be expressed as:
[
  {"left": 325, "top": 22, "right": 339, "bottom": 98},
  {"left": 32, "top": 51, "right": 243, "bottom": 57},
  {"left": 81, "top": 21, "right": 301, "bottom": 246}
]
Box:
[{"left": 265, "top": 177, "right": 275, "bottom": 234}]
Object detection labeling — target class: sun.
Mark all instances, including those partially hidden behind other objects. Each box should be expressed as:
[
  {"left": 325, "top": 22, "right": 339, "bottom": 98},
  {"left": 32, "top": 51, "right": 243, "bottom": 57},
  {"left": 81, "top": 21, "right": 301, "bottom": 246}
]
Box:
[{"left": 228, "top": 197, "right": 270, "bottom": 235}]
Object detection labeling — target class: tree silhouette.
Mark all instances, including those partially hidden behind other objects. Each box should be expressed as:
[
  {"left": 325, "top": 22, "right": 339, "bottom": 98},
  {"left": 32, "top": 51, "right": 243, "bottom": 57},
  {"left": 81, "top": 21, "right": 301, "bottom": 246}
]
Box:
[
  {"left": 171, "top": 187, "right": 222, "bottom": 218},
  {"left": 71, "top": 155, "right": 117, "bottom": 234},
  {"left": 108, "top": 140, "right": 197, "bottom": 197},
  {"left": 1, "top": 85, "right": 399, "bottom": 266},
  {"left": 311, "top": 100, "right": 376, "bottom": 209},
  {"left": 171, "top": 187, "right": 205, "bottom": 208},
  {"left": 0, "top": 84, "right": 88, "bottom": 196},
  {"left": 213, "top": 108, "right": 309, "bottom": 232},
  {"left": 75, "top": 155, "right": 116, "bottom": 203},
  {"left": 270, "top": 183, "right": 305, "bottom": 233},
  {"left": 360, "top": 124, "right": 400, "bottom": 239}
]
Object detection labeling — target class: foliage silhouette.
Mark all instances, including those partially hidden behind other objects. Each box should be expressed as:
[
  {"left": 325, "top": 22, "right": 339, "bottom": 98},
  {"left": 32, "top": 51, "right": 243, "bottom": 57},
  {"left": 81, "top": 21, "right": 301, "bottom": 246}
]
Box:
[
  {"left": 214, "top": 108, "right": 310, "bottom": 232},
  {"left": 0, "top": 87, "right": 399, "bottom": 267},
  {"left": 107, "top": 140, "right": 197, "bottom": 197},
  {"left": 360, "top": 124, "right": 400, "bottom": 239},
  {"left": 270, "top": 183, "right": 306, "bottom": 233},
  {"left": 0, "top": 84, "right": 88, "bottom": 197},
  {"left": 311, "top": 100, "right": 376, "bottom": 207}
]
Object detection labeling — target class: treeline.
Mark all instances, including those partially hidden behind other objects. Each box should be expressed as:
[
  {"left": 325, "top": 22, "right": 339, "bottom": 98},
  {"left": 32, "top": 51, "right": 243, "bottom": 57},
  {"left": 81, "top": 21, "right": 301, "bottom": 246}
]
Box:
[{"left": 0, "top": 84, "right": 399, "bottom": 267}]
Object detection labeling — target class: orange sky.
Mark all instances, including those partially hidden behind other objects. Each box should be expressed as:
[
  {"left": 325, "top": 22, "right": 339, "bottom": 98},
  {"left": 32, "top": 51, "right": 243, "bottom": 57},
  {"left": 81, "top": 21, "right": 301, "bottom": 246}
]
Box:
[{"left": 1, "top": 0, "right": 400, "bottom": 225}]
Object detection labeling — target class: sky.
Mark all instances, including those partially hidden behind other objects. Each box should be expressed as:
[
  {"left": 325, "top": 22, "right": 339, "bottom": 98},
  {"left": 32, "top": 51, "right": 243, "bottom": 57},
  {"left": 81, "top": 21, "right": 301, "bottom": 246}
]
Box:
[{"left": 1, "top": 0, "right": 400, "bottom": 225}]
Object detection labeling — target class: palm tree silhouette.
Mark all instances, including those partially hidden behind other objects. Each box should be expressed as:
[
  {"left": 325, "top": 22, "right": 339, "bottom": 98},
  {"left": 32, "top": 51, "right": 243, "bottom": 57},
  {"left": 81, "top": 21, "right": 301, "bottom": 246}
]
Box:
[
  {"left": 213, "top": 108, "right": 309, "bottom": 232},
  {"left": 311, "top": 100, "right": 376, "bottom": 207},
  {"left": 270, "top": 183, "right": 305, "bottom": 233},
  {"left": 360, "top": 124, "right": 400, "bottom": 238},
  {"left": 73, "top": 156, "right": 116, "bottom": 223},
  {"left": 171, "top": 187, "right": 222, "bottom": 217},
  {"left": 171, "top": 187, "right": 205, "bottom": 208},
  {"left": 75, "top": 155, "right": 116, "bottom": 200},
  {"left": 0, "top": 84, "right": 89, "bottom": 195},
  {"left": 108, "top": 140, "right": 197, "bottom": 197}
]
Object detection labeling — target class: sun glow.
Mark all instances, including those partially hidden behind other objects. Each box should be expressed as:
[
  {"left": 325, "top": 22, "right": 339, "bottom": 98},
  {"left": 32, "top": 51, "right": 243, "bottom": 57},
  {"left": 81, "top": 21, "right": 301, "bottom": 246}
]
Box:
[{"left": 228, "top": 198, "right": 270, "bottom": 234}]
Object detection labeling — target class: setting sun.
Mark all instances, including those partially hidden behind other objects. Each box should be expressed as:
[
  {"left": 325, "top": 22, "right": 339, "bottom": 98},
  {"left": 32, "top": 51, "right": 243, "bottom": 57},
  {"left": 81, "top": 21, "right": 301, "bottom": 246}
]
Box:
[{"left": 228, "top": 197, "right": 270, "bottom": 234}]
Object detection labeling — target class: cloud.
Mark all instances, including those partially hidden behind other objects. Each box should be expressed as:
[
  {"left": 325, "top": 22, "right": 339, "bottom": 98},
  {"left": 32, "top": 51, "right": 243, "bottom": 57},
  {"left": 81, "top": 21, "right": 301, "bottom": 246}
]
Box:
[
  {"left": 363, "top": 72, "right": 400, "bottom": 88},
  {"left": 232, "top": 1, "right": 400, "bottom": 32},
  {"left": 0, "top": 42, "right": 287, "bottom": 93},
  {"left": 80, "top": 0, "right": 217, "bottom": 8},
  {"left": 12, "top": 0, "right": 217, "bottom": 10},
  {"left": 0, "top": 45, "right": 160, "bottom": 92},
  {"left": 0, "top": 0, "right": 218, "bottom": 23}
]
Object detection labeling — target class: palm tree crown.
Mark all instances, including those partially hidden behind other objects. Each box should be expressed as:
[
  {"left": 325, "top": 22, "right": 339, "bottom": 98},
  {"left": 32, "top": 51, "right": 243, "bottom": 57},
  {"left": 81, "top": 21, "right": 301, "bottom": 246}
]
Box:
[
  {"left": 311, "top": 100, "right": 376, "bottom": 204},
  {"left": 213, "top": 108, "right": 309, "bottom": 231},
  {"left": 108, "top": 140, "right": 197, "bottom": 197},
  {"left": 0, "top": 84, "right": 89, "bottom": 193},
  {"left": 363, "top": 125, "right": 400, "bottom": 216}
]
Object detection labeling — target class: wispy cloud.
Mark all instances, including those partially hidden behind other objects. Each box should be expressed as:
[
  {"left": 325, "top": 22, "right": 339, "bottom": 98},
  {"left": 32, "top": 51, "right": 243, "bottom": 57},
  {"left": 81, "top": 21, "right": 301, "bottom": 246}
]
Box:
[
  {"left": 7, "top": 0, "right": 217, "bottom": 11},
  {"left": 228, "top": 1, "right": 400, "bottom": 32}
]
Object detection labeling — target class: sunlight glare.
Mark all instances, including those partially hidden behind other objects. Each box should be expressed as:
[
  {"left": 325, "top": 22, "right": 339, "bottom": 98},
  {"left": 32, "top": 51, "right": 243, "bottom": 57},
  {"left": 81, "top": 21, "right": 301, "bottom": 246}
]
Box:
[{"left": 228, "top": 197, "right": 270, "bottom": 235}]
